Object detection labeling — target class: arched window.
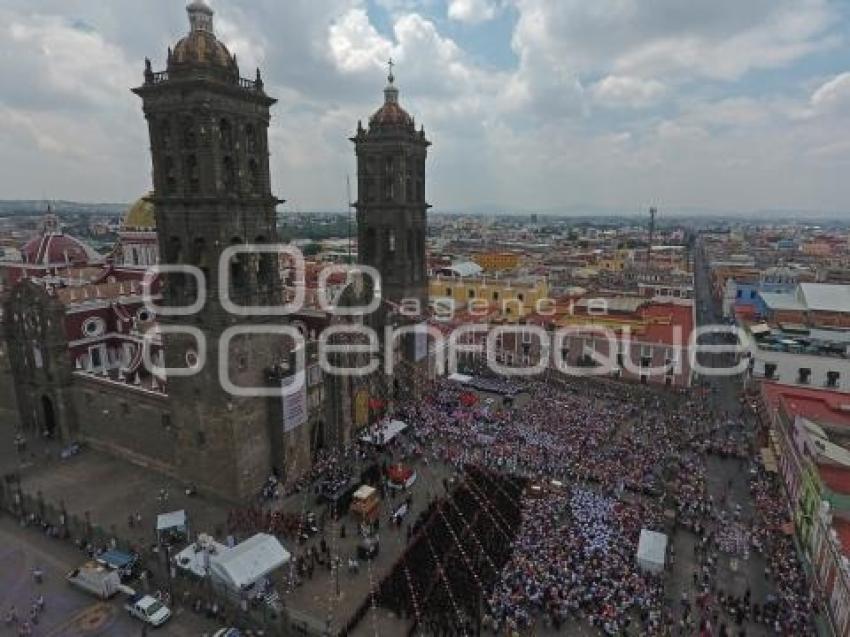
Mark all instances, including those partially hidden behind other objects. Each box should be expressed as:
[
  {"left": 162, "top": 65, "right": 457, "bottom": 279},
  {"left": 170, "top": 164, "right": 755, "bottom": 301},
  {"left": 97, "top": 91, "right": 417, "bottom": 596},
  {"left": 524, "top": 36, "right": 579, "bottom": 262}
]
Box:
[
  {"left": 247, "top": 158, "right": 260, "bottom": 193},
  {"left": 219, "top": 118, "right": 233, "bottom": 150},
  {"left": 181, "top": 117, "right": 196, "bottom": 150},
  {"left": 185, "top": 154, "right": 200, "bottom": 194},
  {"left": 245, "top": 123, "right": 257, "bottom": 154},
  {"left": 229, "top": 237, "right": 247, "bottom": 300},
  {"left": 165, "top": 237, "right": 182, "bottom": 264},
  {"left": 160, "top": 119, "right": 172, "bottom": 150},
  {"left": 222, "top": 156, "right": 236, "bottom": 192},
  {"left": 365, "top": 228, "right": 376, "bottom": 262},
  {"left": 406, "top": 231, "right": 414, "bottom": 283},
  {"left": 256, "top": 236, "right": 275, "bottom": 292},
  {"left": 165, "top": 237, "right": 184, "bottom": 297},
  {"left": 163, "top": 156, "right": 176, "bottom": 194},
  {"left": 190, "top": 237, "right": 206, "bottom": 267}
]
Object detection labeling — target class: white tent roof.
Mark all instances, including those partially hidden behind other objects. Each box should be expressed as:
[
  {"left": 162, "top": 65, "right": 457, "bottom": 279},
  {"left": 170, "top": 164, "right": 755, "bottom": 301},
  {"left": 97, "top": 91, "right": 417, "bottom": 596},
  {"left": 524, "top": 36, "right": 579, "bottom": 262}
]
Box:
[
  {"left": 353, "top": 485, "right": 377, "bottom": 501},
  {"left": 156, "top": 510, "right": 187, "bottom": 531},
  {"left": 359, "top": 419, "right": 408, "bottom": 445},
  {"left": 209, "top": 533, "right": 290, "bottom": 591},
  {"left": 447, "top": 373, "right": 472, "bottom": 384},
  {"left": 174, "top": 537, "right": 229, "bottom": 578},
  {"left": 636, "top": 529, "right": 667, "bottom": 574}
]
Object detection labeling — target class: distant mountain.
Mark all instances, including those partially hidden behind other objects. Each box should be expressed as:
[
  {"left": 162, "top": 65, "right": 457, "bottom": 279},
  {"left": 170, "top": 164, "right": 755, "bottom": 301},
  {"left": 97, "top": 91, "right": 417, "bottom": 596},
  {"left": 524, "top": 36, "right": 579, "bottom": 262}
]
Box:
[
  {"left": 0, "top": 200, "right": 846, "bottom": 223},
  {"left": 0, "top": 200, "right": 128, "bottom": 216}
]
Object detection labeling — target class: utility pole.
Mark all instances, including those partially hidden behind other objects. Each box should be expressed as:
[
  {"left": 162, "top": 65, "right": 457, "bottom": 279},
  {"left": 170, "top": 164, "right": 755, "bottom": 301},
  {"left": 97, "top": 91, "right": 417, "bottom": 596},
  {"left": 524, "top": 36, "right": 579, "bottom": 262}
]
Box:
[
  {"left": 647, "top": 206, "right": 657, "bottom": 272},
  {"left": 347, "top": 176, "right": 354, "bottom": 264}
]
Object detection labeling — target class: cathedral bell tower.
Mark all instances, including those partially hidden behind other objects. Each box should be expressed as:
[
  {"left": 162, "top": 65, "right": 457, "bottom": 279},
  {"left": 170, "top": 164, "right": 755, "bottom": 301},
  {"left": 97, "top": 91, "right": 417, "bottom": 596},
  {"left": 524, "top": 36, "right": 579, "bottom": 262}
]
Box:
[
  {"left": 133, "top": 1, "right": 288, "bottom": 501},
  {"left": 351, "top": 64, "right": 431, "bottom": 404},
  {"left": 351, "top": 62, "right": 430, "bottom": 312}
]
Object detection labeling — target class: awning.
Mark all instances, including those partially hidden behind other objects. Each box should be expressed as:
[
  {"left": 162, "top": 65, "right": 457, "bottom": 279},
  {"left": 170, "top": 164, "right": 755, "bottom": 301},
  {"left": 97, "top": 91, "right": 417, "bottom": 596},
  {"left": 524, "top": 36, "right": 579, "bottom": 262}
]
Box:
[
  {"left": 156, "top": 510, "right": 187, "bottom": 532},
  {"left": 447, "top": 373, "right": 472, "bottom": 384}
]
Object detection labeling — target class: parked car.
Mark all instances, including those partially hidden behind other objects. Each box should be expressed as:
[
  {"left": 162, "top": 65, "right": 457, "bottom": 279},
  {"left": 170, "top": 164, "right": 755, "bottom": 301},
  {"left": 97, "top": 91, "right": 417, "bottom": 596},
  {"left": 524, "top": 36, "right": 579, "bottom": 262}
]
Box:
[
  {"left": 95, "top": 549, "right": 139, "bottom": 581},
  {"left": 125, "top": 593, "right": 171, "bottom": 627}
]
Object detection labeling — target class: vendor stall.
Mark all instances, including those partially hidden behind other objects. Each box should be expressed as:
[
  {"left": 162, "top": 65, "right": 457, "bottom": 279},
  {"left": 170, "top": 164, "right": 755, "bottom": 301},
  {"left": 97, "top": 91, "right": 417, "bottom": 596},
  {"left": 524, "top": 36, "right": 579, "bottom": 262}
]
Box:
[
  {"left": 387, "top": 463, "right": 417, "bottom": 489},
  {"left": 636, "top": 529, "right": 667, "bottom": 574},
  {"left": 209, "top": 533, "right": 290, "bottom": 593},
  {"left": 156, "top": 510, "right": 188, "bottom": 545},
  {"left": 350, "top": 485, "right": 380, "bottom": 522}
]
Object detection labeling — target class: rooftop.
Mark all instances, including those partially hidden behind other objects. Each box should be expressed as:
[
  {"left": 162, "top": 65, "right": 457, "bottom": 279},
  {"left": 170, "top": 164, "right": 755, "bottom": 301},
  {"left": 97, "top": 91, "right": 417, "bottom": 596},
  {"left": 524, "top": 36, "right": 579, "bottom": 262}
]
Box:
[{"left": 762, "top": 382, "right": 850, "bottom": 429}]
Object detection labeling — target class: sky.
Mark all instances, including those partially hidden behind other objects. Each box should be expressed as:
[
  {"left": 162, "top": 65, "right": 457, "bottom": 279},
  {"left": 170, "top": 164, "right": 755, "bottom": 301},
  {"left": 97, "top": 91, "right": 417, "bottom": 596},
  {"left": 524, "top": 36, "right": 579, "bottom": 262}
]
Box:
[{"left": 1, "top": 0, "right": 850, "bottom": 214}]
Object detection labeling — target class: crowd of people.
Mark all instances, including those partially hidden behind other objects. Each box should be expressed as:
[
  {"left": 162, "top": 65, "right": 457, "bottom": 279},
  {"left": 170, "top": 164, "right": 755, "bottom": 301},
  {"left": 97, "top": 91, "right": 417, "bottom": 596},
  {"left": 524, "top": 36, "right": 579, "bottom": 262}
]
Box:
[
  {"left": 208, "top": 366, "right": 819, "bottom": 636},
  {"left": 484, "top": 487, "right": 666, "bottom": 635}
]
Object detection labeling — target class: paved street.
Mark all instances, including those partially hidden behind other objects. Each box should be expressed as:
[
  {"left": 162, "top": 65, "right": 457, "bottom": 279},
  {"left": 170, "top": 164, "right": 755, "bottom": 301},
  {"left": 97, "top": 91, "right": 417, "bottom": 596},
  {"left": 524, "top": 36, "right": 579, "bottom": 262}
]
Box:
[{"left": 0, "top": 516, "right": 219, "bottom": 636}]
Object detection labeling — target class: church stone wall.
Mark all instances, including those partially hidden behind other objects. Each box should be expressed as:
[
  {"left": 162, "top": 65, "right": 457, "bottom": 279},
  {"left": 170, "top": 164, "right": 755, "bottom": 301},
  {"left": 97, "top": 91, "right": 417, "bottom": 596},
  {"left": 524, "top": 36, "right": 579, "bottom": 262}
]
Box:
[{"left": 73, "top": 375, "right": 176, "bottom": 474}]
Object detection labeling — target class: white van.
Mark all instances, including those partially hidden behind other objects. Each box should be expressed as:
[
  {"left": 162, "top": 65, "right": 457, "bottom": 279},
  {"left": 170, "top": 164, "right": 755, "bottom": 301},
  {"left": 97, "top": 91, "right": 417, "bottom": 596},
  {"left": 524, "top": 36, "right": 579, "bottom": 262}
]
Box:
[{"left": 66, "top": 562, "right": 122, "bottom": 600}]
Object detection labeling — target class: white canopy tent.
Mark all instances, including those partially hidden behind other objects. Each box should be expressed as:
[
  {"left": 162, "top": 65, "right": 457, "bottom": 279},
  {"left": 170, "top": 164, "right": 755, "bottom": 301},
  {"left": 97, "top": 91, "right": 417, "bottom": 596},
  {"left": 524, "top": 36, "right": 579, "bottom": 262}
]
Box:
[
  {"left": 209, "top": 533, "right": 290, "bottom": 591},
  {"left": 156, "top": 509, "right": 187, "bottom": 532},
  {"left": 359, "top": 420, "right": 408, "bottom": 446},
  {"left": 173, "top": 534, "right": 229, "bottom": 578},
  {"left": 156, "top": 509, "right": 188, "bottom": 543},
  {"left": 636, "top": 529, "right": 667, "bottom": 574},
  {"left": 447, "top": 373, "right": 472, "bottom": 385}
]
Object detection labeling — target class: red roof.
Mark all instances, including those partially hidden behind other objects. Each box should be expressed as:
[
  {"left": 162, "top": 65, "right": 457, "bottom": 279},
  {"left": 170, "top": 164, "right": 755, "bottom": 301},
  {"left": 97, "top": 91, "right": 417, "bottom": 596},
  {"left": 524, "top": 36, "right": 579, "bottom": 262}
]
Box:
[
  {"left": 818, "top": 464, "right": 850, "bottom": 496},
  {"left": 762, "top": 382, "right": 850, "bottom": 429},
  {"left": 639, "top": 303, "right": 695, "bottom": 346},
  {"left": 21, "top": 232, "right": 100, "bottom": 267}
]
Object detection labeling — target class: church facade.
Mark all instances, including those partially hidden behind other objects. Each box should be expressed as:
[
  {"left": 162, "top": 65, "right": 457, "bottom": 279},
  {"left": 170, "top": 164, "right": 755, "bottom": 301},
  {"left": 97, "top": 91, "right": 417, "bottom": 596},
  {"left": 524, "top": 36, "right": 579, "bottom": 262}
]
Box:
[{"left": 0, "top": 1, "right": 433, "bottom": 503}]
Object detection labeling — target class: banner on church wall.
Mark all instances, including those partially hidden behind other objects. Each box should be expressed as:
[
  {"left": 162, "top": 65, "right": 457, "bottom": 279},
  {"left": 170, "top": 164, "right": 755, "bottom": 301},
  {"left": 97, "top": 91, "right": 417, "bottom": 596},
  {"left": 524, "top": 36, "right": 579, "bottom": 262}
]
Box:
[
  {"left": 414, "top": 323, "right": 429, "bottom": 362},
  {"left": 354, "top": 389, "right": 369, "bottom": 428},
  {"left": 282, "top": 377, "right": 308, "bottom": 432}
]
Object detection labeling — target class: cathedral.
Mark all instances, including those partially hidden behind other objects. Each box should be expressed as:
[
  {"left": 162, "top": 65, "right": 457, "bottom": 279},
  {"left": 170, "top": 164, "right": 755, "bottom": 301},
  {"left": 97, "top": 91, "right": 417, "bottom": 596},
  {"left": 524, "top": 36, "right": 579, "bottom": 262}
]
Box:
[{"left": 0, "top": 0, "right": 431, "bottom": 503}]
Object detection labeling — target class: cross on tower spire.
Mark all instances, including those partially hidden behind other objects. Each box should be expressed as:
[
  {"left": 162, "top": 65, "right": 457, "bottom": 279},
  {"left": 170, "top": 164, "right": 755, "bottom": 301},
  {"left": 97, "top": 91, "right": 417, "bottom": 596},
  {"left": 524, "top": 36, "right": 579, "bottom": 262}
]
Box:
[{"left": 384, "top": 58, "right": 399, "bottom": 104}]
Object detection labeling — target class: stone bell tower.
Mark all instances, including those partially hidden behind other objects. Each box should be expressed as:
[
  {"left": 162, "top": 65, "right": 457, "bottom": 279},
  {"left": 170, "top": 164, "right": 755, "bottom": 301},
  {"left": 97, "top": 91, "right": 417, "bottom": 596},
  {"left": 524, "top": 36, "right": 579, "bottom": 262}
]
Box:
[
  {"left": 351, "top": 61, "right": 430, "bottom": 312},
  {"left": 351, "top": 63, "right": 432, "bottom": 404},
  {"left": 133, "top": 1, "right": 289, "bottom": 501}
]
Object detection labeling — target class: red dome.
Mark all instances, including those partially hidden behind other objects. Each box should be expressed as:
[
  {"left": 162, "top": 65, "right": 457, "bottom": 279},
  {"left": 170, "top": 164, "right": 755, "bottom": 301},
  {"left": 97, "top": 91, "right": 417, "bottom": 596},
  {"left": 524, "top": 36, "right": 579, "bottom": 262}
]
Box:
[
  {"left": 21, "top": 232, "right": 101, "bottom": 267},
  {"left": 369, "top": 72, "right": 414, "bottom": 130},
  {"left": 370, "top": 101, "right": 413, "bottom": 127}
]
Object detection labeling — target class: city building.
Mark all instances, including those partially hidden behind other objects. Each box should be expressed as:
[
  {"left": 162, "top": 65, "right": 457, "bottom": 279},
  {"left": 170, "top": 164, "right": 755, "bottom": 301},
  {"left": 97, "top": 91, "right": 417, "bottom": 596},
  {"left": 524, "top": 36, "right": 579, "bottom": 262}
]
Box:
[
  {"left": 761, "top": 382, "right": 850, "bottom": 635},
  {"left": 472, "top": 251, "right": 521, "bottom": 272},
  {"left": 429, "top": 274, "right": 550, "bottom": 319}
]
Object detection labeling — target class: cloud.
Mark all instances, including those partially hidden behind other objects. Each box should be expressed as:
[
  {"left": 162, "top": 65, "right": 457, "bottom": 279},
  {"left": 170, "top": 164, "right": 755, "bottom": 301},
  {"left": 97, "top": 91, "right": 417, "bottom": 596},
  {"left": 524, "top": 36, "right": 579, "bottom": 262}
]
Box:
[
  {"left": 810, "top": 72, "right": 850, "bottom": 113},
  {"left": 3, "top": 13, "right": 138, "bottom": 110},
  {"left": 329, "top": 8, "right": 392, "bottom": 74},
  {"left": 590, "top": 75, "right": 666, "bottom": 108},
  {"left": 510, "top": 0, "right": 840, "bottom": 81},
  {"left": 0, "top": 0, "right": 847, "bottom": 213},
  {"left": 448, "top": 0, "right": 501, "bottom": 24}
]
